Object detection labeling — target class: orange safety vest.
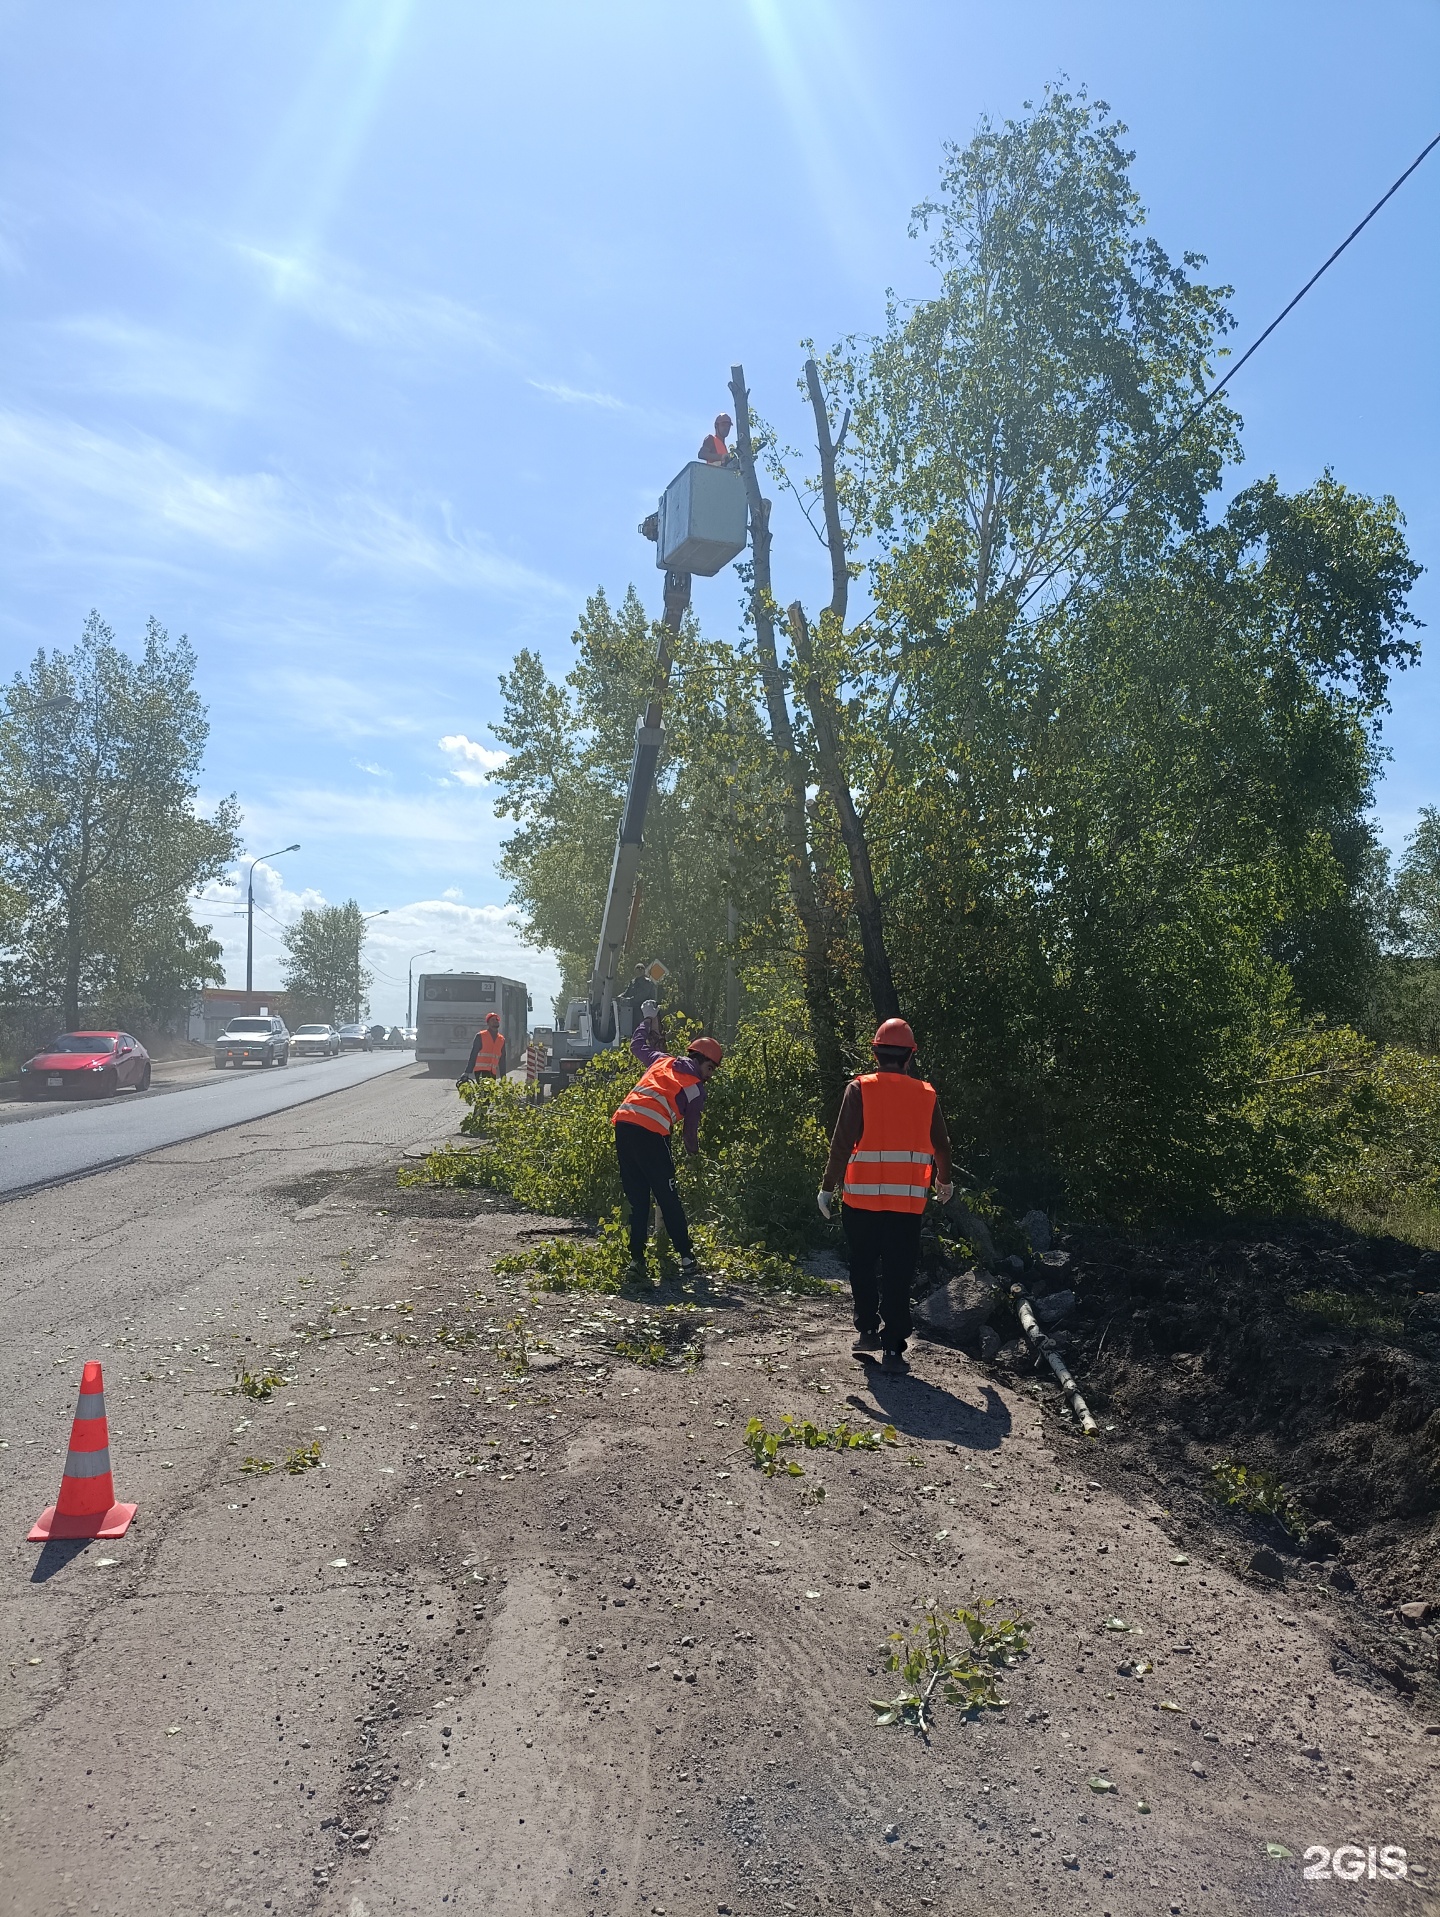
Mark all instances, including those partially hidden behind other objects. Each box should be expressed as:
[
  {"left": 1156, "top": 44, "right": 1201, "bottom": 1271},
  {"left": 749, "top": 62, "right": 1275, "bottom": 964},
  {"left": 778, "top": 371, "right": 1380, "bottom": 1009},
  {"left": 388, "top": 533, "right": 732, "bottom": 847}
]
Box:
[
  {"left": 612, "top": 1054, "right": 690, "bottom": 1137},
  {"left": 842, "top": 1071, "right": 936, "bottom": 1213},
  {"left": 474, "top": 1027, "right": 505, "bottom": 1077}
]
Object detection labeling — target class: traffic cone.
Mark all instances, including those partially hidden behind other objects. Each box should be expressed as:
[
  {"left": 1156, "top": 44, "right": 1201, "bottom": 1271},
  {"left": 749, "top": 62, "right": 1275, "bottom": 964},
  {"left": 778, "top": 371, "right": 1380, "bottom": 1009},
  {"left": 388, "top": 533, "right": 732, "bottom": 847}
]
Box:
[{"left": 28, "top": 1360, "right": 137, "bottom": 1541}]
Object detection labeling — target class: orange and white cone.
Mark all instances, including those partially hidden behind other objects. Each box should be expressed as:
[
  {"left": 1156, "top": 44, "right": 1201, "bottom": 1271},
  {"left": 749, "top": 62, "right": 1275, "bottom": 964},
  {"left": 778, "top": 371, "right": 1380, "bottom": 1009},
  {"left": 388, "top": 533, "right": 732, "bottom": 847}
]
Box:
[{"left": 28, "top": 1360, "right": 137, "bottom": 1541}]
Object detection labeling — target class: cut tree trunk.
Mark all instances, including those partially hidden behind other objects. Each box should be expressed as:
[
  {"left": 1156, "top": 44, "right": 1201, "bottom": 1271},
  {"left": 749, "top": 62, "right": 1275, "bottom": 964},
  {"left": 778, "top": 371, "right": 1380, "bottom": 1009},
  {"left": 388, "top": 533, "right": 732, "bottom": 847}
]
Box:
[{"left": 729, "top": 363, "right": 847, "bottom": 1122}]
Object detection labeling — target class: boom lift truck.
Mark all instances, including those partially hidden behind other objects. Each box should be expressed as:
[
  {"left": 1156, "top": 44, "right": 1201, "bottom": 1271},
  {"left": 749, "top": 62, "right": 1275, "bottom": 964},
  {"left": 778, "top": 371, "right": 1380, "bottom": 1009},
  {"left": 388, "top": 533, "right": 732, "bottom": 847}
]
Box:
[{"left": 547, "top": 450, "right": 748, "bottom": 1092}]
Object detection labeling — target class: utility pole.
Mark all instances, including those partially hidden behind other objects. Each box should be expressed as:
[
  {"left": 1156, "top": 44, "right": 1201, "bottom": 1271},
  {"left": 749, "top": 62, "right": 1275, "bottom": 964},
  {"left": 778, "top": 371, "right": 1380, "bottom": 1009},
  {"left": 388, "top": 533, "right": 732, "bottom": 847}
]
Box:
[
  {"left": 355, "top": 909, "right": 388, "bottom": 1023},
  {"left": 407, "top": 948, "right": 436, "bottom": 1029},
  {"left": 246, "top": 845, "right": 299, "bottom": 993}
]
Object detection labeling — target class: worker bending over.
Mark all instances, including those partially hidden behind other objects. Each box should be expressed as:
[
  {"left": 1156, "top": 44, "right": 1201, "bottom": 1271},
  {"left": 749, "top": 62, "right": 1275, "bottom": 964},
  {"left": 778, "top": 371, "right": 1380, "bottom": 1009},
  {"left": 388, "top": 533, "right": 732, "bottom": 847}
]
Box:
[
  {"left": 461, "top": 1011, "right": 506, "bottom": 1084},
  {"left": 612, "top": 1001, "right": 722, "bottom": 1282},
  {"left": 818, "top": 1018, "right": 954, "bottom": 1375}
]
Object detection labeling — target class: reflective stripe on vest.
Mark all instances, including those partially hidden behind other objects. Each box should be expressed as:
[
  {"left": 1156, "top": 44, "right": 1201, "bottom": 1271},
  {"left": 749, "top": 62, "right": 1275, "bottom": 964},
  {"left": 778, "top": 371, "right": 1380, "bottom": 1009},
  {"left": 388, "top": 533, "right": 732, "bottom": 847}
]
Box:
[
  {"left": 475, "top": 1028, "right": 504, "bottom": 1076},
  {"left": 842, "top": 1072, "right": 936, "bottom": 1214},
  {"left": 613, "top": 1054, "right": 689, "bottom": 1137}
]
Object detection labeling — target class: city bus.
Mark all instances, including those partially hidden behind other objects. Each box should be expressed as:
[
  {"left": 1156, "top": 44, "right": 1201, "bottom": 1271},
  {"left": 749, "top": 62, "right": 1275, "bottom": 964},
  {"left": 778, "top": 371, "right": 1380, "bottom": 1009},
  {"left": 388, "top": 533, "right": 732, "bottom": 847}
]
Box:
[{"left": 415, "top": 973, "right": 531, "bottom": 1076}]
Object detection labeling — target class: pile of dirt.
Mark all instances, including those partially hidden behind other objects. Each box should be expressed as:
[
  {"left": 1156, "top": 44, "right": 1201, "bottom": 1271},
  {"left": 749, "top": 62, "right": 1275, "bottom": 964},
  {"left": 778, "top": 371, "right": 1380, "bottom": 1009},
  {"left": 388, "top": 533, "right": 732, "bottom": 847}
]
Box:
[{"left": 953, "top": 1221, "right": 1440, "bottom": 1611}]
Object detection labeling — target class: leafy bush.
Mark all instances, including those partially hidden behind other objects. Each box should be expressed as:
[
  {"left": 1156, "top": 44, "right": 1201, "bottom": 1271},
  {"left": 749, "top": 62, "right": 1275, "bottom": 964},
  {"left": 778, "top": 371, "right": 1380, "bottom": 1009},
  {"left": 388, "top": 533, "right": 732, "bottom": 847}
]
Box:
[
  {"left": 1242, "top": 1024, "right": 1440, "bottom": 1223},
  {"left": 870, "top": 1601, "right": 1031, "bottom": 1731},
  {"left": 1209, "top": 1459, "right": 1307, "bottom": 1539},
  {"left": 401, "top": 1005, "right": 829, "bottom": 1247}
]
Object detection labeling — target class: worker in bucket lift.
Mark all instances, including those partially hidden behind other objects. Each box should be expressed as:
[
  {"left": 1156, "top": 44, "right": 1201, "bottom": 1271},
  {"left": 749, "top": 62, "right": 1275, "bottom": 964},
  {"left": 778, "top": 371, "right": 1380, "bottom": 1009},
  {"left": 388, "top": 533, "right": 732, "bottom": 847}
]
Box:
[
  {"left": 817, "top": 1018, "right": 954, "bottom": 1376},
  {"left": 697, "top": 412, "right": 734, "bottom": 466},
  {"left": 612, "top": 1000, "right": 722, "bottom": 1282},
  {"left": 459, "top": 1010, "right": 506, "bottom": 1085}
]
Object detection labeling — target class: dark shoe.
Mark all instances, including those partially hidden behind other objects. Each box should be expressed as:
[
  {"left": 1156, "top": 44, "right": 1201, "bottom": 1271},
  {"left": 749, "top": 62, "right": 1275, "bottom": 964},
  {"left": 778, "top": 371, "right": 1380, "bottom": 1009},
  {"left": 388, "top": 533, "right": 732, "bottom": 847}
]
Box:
[
  {"left": 623, "top": 1258, "right": 647, "bottom": 1284},
  {"left": 678, "top": 1254, "right": 699, "bottom": 1277},
  {"left": 879, "top": 1349, "right": 909, "bottom": 1376},
  {"left": 851, "top": 1334, "right": 882, "bottom": 1358}
]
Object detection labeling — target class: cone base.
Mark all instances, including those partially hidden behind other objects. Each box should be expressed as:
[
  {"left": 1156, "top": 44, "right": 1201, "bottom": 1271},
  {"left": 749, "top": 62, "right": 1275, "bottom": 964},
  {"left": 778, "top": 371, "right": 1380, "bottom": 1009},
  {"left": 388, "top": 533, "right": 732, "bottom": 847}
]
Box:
[{"left": 27, "top": 1501, "right": 137, "bottom": 1542}]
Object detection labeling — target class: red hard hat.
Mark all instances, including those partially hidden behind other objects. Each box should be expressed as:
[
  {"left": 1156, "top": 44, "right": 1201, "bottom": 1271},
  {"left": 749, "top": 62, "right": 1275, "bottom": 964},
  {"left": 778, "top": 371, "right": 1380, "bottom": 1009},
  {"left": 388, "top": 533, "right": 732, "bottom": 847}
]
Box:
[
  {"left": 872, "top": 1018, "right": 916, "bottom": 1051},
  {"left": 688, "top": 1035, "right": 724, "bottom": 1066},
  {"left": 485, "top": 1011, "right": 500, "bottom": 1024}
]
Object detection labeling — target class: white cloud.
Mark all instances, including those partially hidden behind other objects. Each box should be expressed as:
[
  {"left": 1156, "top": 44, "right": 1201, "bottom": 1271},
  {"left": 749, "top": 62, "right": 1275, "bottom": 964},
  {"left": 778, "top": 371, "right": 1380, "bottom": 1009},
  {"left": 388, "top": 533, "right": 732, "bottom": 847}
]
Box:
[
  {"left": 236, "top": 244, "right": 500, "bottom": 356},
  {"left": 0, "top": 409, "right": 567, "bottom": 596},
  {"left": 442, "top": 886, "right": 464, "bottom": 901},
  {"left": 355, "top": 760, "right": 389, "bottom": 777},
  {"left": 439, "top": 733, "right": 508, "bottom": 785},
  {"left": 527, "top": 378, "right": 625, "bottom": 411},
  {"left": 43, "top": 315, "right": 245, "bottom": 411}
]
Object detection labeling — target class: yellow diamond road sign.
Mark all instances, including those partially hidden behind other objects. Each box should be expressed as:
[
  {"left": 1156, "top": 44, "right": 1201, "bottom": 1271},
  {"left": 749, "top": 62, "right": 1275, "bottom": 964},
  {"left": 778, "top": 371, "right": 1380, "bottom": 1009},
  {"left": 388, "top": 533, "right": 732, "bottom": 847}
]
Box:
[{"left": 646, "top": 960, "right": 668, "bottom": 983}]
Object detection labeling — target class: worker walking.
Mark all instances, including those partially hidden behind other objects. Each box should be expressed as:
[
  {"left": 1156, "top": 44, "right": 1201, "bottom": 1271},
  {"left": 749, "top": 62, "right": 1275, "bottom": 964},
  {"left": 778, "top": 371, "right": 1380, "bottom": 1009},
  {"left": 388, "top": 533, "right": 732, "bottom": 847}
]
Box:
[
  {"left": 461, "top": 1010, "right": 506, "bottom": 1084},
  {"left": 613, "top": 1001, "right": 723, "bottom": 1282},
  {"left": 817, "top": 1018, "right": 954, "bottom": 1375}
]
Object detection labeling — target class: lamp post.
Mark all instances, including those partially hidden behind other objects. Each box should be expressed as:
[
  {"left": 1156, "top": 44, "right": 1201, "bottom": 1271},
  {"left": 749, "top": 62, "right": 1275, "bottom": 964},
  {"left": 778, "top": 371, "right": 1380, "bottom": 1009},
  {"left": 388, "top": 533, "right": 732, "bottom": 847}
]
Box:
[
  {"left": 246, "top": 844, "right": 300, "bottom": 993},
  {"left": 407, "top": 949, "right": 436, "bottom": 1030},
  {"left": 355, "top": 909, "right": 389, "bottom": 1023}
]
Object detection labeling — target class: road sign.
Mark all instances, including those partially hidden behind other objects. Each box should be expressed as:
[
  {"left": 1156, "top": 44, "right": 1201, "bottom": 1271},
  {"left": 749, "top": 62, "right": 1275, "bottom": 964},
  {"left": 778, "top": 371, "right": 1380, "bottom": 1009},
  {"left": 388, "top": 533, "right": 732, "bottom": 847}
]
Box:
[{"left": 646, "top": 960, "right": 669, "bottom": 983}]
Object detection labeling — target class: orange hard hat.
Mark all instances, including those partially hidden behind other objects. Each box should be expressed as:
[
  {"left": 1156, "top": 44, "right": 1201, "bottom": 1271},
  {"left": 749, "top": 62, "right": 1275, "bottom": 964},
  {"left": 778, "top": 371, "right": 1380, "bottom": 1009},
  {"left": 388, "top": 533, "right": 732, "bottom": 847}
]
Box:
[
  {"left": 872, "top": 1017, "right": 916, "bottom": 1051},
  {"left": 688, "top": 1035, "right": 724, "bottom": 1066},
  {"left": 485, "top": 1011, "right": 500, "bottom": 1025}
]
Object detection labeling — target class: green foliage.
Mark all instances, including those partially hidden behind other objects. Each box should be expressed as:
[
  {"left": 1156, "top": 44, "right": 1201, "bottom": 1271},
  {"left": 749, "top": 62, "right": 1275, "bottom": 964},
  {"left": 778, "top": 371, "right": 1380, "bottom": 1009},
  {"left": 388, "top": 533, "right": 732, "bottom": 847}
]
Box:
[
  {"left": 1393, "top": 806, "right": 1440, "bottom": 958},
  {"left": 284, "top": 1439, "right": 323, "bottom": 1475},
  {"left": 281, "top": 900, "right": 375, "bottom": 1025},
  {"left": 490, "top": 586, "right": 792, "bottom": 1023},
  {"left": 403, "top": 1007, "right": 832, "bottom": 1250},
  {"left": 744, "top": 1413, "right": 897, "bottom": 1476},
  {"left": 234, "top": 1365, "right": 286, "bottom": 1401},
  {"left": 1243, "top": 1024, "right": 1440, "bottom": 1220},
  {"left": 0, "top": 611, "right": 241, "bottom": 1026},
  {"left": 240, "top": 1456, "right": 274, "bottom": 1477},
  {"left": 1209, "top": 1459, "right": 1306, "bottom": 1538},
  {"left": 870, "top": 1601, "right": 1031, "bottom": 1731}
]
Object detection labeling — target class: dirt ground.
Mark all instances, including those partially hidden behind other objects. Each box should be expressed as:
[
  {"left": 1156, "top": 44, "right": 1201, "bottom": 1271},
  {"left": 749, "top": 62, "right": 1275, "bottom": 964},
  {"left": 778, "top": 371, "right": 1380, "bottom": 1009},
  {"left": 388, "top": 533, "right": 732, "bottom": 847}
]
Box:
[{"left": 3, "top": 1071, "right": 1438, "bottom": 1916}]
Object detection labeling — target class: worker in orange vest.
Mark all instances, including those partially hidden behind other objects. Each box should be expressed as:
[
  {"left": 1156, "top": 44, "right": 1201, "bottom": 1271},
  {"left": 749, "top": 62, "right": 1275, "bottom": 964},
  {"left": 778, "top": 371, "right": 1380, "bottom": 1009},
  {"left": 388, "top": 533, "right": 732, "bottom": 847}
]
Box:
[
  {"left": 461, "top": 1011, "right": 506, "bottom": 1084},
  {"left": 697, "top": 412, "right": 734, "bottom": 466},
  {"left": 612, "top": 1001, "right": 723, "bottom": 1281},
  {"left": 817, "top": 1018, "right": 954, "bottom": 1375}
]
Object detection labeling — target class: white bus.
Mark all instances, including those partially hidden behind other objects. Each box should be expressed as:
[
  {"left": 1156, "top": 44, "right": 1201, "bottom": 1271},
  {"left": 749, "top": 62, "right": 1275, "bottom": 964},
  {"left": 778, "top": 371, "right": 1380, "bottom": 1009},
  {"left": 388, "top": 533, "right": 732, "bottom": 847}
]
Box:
[{"left": 415, "top": 973, "right": 531, "bottom": 1076}]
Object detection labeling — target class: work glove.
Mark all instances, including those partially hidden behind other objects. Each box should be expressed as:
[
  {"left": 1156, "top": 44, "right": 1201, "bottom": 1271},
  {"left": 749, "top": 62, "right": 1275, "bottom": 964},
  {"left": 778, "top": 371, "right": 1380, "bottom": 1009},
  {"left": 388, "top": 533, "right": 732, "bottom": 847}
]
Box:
[
  {"left": 935, "top": 1181, "right": 955, "bottom": 1205},
  {"left": 816, "top": 1189, "right": 834, "bottom": 1221},
  {"left": 640, "top": 998, "right": 659, "bottom": 1022}
]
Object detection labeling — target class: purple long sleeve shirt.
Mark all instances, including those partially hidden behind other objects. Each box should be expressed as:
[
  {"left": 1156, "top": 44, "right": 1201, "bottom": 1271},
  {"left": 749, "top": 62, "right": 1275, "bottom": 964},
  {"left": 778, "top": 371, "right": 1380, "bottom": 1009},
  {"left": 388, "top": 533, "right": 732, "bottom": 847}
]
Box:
[{"left": 629, "top": 1026, "right": 707, "bottom": 1155}]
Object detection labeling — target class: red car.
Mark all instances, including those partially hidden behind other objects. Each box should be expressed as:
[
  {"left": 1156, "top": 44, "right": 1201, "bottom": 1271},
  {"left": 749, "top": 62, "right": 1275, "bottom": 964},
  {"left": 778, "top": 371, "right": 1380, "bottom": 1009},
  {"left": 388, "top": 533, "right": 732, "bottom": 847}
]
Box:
[{"left": 18, "top": 1031, "right": 152, "bottom": 1099}]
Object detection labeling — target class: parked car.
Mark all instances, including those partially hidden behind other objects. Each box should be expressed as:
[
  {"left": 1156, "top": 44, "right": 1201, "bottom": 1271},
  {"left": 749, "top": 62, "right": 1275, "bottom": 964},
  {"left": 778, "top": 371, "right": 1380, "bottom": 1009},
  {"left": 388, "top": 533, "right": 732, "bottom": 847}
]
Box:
[
  {"left": 19, "top": 1030, "right": 151, "bottom": 1099},
  {"left": 290, "top": 1023, "right": 341, "bottom": 1059},
  {"left": 336, "top": 1023, "right": 373, "bottom": 1053},
  {"left": 214, "top": 1016, "right": 290, "bottom": 1069}
]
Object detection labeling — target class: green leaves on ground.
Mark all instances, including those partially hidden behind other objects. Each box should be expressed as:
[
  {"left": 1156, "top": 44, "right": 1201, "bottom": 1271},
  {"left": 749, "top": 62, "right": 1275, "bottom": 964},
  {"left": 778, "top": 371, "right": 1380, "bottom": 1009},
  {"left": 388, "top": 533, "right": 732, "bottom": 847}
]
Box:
[
  {"left": 870, "top": 1601, "right": 1031, "bottom": 1732},
  {"left": 745, "top": 1413, "right": 896, "bottom": 1477},
  {"left": 284, "top": 1440, "right": 323, "bottom": 1475},
  {"left": 1210, "top": 1459, "right": 1307, "bottom": 1539},
  {"left": 234, "top": 1365, "right": 286, "bottom": 1401}
]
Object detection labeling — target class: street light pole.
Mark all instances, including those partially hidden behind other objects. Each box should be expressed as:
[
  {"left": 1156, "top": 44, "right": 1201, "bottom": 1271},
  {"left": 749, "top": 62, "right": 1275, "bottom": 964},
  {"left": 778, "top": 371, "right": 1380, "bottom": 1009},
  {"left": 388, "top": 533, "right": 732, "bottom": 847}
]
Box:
[
  {"left": 246, "top": 844, "right": 300, "bottom": 993},
  {"left": 407, "top": 948, "right": 436, "bottom": 1030},
  {"left": 356, "top": 909, "right": 389, "bottom": 1023}
]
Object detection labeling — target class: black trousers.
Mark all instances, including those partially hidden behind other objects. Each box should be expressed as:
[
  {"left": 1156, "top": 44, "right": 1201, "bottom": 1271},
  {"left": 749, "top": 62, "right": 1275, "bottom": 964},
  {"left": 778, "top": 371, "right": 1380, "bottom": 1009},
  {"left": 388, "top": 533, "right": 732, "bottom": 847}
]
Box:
[
  {"left": 842, "top": 1204, "right": 922, "bottom": 1353},
  {"left": 614, "top": 1120, "right": 693, "bottom": 1260}
]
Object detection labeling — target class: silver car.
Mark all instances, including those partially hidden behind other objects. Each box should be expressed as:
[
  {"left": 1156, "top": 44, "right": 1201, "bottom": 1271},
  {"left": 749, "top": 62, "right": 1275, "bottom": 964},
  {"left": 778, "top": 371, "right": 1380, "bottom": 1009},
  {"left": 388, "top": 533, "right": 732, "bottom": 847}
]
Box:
[
  {"left": 214, "top": 1016, "right": 290, "bottom": 1069},
  {"left": 290, "top": 1023, "right": 341, "bottom": 1059}
]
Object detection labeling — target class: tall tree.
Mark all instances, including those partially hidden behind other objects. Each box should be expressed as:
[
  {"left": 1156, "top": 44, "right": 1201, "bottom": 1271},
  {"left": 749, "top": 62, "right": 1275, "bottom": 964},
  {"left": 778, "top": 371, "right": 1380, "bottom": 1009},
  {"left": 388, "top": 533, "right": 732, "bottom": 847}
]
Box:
[
  {"left": 281, "top": 901, "right": 374, "bottom": 1024},
  {"left": 0, "top": 612, "right": 240, "bottom": 1027},
  {"left": 490, "top": 587, "right": 792, "bottom": 1031}
]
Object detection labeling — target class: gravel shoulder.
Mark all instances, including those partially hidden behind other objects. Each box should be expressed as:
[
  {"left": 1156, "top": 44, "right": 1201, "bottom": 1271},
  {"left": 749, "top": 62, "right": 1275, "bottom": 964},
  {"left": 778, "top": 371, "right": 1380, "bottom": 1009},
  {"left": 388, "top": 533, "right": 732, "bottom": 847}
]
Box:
[{"left": 1, "top": 1069, "right": 1437, "bottom": 1917}]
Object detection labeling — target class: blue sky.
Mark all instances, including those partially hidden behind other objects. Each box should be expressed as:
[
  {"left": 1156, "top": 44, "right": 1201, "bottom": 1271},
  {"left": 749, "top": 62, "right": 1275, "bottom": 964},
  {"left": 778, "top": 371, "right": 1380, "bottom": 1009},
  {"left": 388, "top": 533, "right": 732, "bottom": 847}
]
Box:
[{"left": 1, "top": 1, "right": 1436, "bottom": 1026}]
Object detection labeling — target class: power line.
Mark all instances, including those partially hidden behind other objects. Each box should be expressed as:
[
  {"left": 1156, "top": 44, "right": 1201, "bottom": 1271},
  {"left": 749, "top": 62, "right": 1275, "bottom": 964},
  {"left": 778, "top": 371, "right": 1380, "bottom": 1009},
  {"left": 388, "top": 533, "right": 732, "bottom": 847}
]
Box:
[{"left": 1017, "top": 126, "right": 1440, "bottom": 615}]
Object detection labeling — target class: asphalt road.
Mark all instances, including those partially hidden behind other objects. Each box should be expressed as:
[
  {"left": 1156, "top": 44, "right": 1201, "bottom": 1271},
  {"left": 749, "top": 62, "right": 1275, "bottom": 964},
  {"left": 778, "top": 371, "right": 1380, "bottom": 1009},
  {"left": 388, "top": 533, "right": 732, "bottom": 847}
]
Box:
[{"left": 0, "top": 1051, "right": 416, "bottom": 1198}]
